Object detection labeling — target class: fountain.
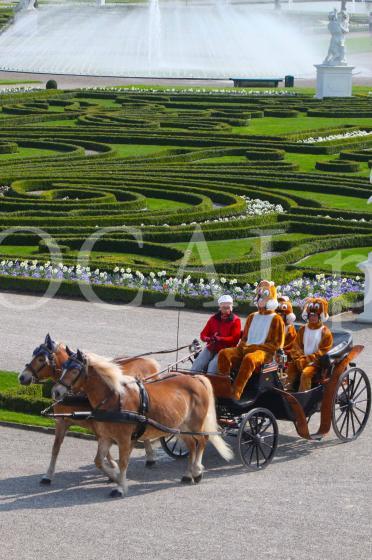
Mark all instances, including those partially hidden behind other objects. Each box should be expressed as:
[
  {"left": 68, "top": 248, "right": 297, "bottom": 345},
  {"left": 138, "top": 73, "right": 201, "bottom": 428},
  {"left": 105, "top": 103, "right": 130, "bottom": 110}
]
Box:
[{"left": 0, "top": 0, "right": 323, "bottom": 79}]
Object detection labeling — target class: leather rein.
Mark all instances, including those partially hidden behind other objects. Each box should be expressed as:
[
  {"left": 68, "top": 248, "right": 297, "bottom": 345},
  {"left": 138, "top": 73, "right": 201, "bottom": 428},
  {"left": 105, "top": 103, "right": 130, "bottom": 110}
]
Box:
[{"left": 25, "top": 344, "right": 61, "bottom": 383}]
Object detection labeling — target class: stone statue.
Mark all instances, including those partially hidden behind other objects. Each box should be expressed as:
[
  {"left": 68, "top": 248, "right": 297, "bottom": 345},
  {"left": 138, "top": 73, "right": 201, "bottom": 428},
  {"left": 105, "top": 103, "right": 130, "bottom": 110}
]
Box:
[{"left": 323, "top": 8, "right": 350, "bottom": 66}]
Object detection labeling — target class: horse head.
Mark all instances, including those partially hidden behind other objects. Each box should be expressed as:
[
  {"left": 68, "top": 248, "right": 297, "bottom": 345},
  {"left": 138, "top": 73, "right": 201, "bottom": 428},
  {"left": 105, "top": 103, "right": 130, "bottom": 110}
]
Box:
[
  {"left": 52, "top": 348, "right": 87, "bottom": 400},
  {"left": 19, "top": 334, "right": 70, "bottom": 385}
]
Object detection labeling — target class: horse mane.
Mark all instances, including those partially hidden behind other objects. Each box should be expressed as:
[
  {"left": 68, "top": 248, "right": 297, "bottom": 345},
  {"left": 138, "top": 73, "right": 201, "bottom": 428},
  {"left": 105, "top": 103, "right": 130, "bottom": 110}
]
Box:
[{"left": 85, "top": 352, "right": 134, "bottom": 394}]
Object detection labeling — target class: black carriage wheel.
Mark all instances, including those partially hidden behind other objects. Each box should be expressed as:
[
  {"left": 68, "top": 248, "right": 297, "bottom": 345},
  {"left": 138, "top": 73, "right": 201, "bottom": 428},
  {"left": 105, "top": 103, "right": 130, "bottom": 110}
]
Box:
[
  {"left": 332, "top": 367, "right": 371, "bottom": 442},
  {"left": 160, "top": 435, "right": 189, "bottom": 459},
  {"left": 238, "top": 408, "right": 279, "bottom": 471}
]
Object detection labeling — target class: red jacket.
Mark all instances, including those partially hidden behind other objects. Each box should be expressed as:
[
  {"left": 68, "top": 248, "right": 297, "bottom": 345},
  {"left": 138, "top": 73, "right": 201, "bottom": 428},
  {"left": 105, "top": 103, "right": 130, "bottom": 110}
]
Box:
[{"left": 200, "top": 312, "right": 241, "bottom": 353}]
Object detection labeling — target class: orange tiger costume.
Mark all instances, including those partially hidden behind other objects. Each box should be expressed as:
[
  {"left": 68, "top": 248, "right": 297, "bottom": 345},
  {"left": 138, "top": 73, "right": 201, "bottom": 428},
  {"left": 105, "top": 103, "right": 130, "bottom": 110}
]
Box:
[
  {"left": 276, "top": 295, "right": 297, "bottom": 355},
  {"left": 287, "top": 297, "right": 333, "bottom": 392},
  {"left": 218, "top": 281, "right": 285, "bottom": 399}
]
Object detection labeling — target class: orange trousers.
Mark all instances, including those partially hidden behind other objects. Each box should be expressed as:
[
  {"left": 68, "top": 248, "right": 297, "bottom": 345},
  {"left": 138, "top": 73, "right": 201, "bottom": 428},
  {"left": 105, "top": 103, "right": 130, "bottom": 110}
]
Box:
[
  {"left": 218, "top": 345, "right": 272, "bottom": 400},
  {"left": 287, "top": 362, "right": 318, "bottom": 392}
]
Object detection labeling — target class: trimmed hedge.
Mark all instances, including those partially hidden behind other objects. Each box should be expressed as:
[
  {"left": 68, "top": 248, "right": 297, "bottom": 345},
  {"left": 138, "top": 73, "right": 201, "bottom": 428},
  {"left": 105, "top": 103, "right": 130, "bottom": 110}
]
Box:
[
  {"left": 0, "top": 87, "right": 370, "bottom": 301},
  {"left": 315, "top": 160, "right": 360, "bottom": 173},
  {"left": 0, "top": 385, "right": 51, "bottom": 415},
  {"left": 0, "top": 141, "right": 18, "bottom": 154},
  {"left": 245, "top": 148, "right": 285, "bottom": 160}
]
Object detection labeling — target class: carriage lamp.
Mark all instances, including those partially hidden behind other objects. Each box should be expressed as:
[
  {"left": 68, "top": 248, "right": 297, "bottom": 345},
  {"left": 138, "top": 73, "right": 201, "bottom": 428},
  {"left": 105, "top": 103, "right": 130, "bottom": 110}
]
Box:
[{"left": 276, "top": 349, "right": 288, "bottom": 384}]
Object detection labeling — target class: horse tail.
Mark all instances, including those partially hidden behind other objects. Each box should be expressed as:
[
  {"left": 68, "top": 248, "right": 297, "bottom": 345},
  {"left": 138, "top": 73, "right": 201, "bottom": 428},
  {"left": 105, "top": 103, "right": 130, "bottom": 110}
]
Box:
[{"left": 199, "top": 376, "right": 234, "bottom": 462}]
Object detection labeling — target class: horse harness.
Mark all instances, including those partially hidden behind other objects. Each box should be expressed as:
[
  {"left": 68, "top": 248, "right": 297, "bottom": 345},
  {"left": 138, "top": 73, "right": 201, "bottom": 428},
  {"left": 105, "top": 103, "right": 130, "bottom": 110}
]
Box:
[
  {"left": 76, "top": 378, "right": 149, "bottom": 440},
  {"left": 25, "top": 344, "right": 60, "bottom": 382},
  {"left": 44, "top": 353, "right": 221, "bottom": 438}
]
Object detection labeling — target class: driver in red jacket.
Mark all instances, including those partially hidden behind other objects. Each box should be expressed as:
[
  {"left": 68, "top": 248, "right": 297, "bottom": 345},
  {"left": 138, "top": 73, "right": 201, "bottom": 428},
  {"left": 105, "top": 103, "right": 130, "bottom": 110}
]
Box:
[{"left": 191, "top": 295, "right": 241, "bottom": 374}]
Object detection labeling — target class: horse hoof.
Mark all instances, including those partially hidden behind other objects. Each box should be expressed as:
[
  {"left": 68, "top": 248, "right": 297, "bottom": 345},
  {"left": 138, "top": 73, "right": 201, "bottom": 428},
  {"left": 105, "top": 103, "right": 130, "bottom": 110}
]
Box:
[
  {"left": 110, "top": 489, "right": 124, "bottom": 498},
  {"left": 145, "top": 460, "right": 156, "bottom": 468},
  {"left": 40, "top": 477, "right": 52, "bottom": 485},
  {"left": 181, "top": 476, "right": 194, "bottom": 485},
  {"left": 193, "top": 474, "right": 203, "bottom": 484}
]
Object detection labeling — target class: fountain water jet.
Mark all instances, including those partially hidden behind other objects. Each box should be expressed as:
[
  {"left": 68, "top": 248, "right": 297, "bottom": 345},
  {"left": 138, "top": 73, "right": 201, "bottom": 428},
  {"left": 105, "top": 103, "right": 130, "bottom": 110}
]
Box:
[{"left": 0, "top": 1, "right": 324, "bottom": 79}]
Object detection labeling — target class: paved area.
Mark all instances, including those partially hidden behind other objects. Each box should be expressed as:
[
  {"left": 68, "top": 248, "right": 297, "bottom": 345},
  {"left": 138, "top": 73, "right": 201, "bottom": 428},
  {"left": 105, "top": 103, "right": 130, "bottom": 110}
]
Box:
[
  {"left": 0, "top": 293, "right": 371, "bottom": 560},
  {"left": 0, "top": 69, "right": 234, "bottom": 90}
]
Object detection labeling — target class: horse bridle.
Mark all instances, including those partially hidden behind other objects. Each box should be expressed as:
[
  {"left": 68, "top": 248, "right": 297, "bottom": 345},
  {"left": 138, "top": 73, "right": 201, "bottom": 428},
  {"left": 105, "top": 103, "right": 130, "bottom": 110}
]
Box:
[
  {"left": 58, "top": 355, "right": 87, "bottom": 391},
  {"left": 25, "top": 344, "right": 60, "bottom": 383}
]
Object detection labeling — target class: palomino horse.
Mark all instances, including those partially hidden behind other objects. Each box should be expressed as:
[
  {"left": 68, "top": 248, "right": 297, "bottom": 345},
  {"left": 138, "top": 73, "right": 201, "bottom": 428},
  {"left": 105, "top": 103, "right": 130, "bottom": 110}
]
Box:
[
  {"left": 53, "top": 349, "right": 233, "bottom": 497},
  {"left": 19, "top": 334, "right": 160, "bottom": 484}
]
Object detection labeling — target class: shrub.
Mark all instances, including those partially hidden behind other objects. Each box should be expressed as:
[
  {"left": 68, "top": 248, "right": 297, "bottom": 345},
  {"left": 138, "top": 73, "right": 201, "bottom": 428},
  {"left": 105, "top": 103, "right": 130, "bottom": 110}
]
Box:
[
  {"left": 315, "top": 160, "right": 360, "bottom": 173},
  {"left": 46, "top": 80, "right": 58, "bottom": 90},
  {"left": 0, "top": 385, "right": 51, "bottom": 415}
]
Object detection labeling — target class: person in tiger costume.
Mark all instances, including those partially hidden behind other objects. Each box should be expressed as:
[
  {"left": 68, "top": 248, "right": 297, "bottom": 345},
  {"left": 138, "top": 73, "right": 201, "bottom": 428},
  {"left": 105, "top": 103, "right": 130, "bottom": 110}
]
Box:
[
  {"left": 276, "top": 295, "right": 297, "bottom": 355},
  {"left": 287, "top": 297, "right": 333, "bottom": 392},
  {"left": 218, "top": 280, "right": 285, "bottom": 399}
]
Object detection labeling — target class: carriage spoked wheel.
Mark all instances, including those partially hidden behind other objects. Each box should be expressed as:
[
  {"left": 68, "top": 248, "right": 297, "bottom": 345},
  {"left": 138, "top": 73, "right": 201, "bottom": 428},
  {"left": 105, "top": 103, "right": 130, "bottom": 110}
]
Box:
[
  {"left": 332, "top": 367, "right": 371, "bottom": 442},
  {"left": 160, "top": 435, "right": 189, "bottom": 459},
  {"left": 238, "top": 407, "right": 279, "bottom": 471}
]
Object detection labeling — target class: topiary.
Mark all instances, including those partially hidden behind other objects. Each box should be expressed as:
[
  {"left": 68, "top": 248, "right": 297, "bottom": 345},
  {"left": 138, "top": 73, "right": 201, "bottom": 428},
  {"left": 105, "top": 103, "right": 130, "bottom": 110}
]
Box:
[{"left": 46, "top": 79, "right": 58, "bottom": 90}]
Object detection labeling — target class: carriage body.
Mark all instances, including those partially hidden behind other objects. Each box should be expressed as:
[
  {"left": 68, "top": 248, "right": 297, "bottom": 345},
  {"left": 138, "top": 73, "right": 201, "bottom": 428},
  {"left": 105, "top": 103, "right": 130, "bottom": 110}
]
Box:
[{"left": 163, "top": 328, "right": 371, "bottom": 470}]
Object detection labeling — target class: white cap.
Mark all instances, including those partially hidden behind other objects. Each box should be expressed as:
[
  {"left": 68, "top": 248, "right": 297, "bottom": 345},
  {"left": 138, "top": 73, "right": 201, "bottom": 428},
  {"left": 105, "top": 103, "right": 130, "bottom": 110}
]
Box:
[{"left": 218, "top": 294, "right": 233, "bottom": 305}]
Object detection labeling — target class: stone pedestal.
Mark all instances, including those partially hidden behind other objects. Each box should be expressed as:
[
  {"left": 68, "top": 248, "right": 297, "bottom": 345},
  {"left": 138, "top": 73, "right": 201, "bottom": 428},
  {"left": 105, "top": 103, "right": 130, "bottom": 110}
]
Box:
[
  {"left": 355, "top": 252, "right": 372, "bottom": 323},
  {"left": 315, "top": 64, "right": 354, "bottom": 99}
]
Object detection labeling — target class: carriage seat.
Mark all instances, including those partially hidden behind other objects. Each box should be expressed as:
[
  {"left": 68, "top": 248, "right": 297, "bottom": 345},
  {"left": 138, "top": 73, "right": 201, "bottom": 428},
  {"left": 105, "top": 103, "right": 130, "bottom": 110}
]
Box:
[{"left": 318, "top": 329, "right": 353, "bottom": 369}]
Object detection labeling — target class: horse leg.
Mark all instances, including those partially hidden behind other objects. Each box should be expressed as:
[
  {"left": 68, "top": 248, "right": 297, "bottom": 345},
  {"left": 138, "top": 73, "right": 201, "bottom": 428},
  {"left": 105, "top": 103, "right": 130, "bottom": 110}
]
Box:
[
  {"left": 191, "top": 436, "right": 207, "bottom": 484},
  {"left": 105, "top": 449, "right": 118, "bottom": 470},
  {"left": 180, "top": 436, "right": 197, "bottom": 484},
  {"left": 144, "top": 439, "right": 156, "bottom": 468},
  {"left": 110, "top": 438, "right": 133, "bottom": 498},
  {"left": 94, "top": 438, "right": 120, "bottom": 483},
  {"left": 40, "top": 418, "right": 68, "bottom": 484}
]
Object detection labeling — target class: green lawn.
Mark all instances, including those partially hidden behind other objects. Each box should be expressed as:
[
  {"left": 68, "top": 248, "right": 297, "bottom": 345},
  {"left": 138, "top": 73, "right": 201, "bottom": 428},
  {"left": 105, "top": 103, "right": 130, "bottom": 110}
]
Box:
[
  {"left": 0, "top": 245, "right": 40, "bottom": 257},
  {"left": 110, "top": 144, "right": 175, "bottom": 158},
  {"left": 0, "top": 146, "right": 66, "bottom": 159},
  {"left": 0, "top": 370, "right": 18, "bottom": 390},
  {"left": 69, "top": 97, "right": 121, "bottom": 108},
  {"left": 297, "top": 246, "right": 372, "bottom": 274},
  {"left": 0, "top": 370, "right": 91, "bottom": 432},
  {"left": 232, "top": 116, "right": 372, "bottom": 136},
  {"left": 0, "top": 408, "right": 92, "bottom": 433},
  {"left": 68, "top": 249, "right": 169, "bottom": 267},
  {"left": 36, "top": 119, "right": 78, "bottom": 127},
  {"left": 170, "top": 237, "right": 254, "bottom": 263},
  {"left": 169, "top": 233, "right": 313, "bottom": 264},
  {"left": 284, "top": 153, "right": 371, "bottom": 177},
  {"left": 0, "top": 79, "right": 41, "bottom": 85},
  {"left": 276, "top": 188, "right": 372, "bottom": 212},
  {"left": 0, "top": 409, "right": 56, "bottom": 428},
  {"left": 146, "top": 197, "right": 192, "bottom": 211}
]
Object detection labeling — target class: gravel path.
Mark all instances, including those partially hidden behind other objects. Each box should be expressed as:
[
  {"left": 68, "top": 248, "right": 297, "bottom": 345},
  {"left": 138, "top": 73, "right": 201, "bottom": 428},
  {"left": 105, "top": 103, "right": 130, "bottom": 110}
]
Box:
[{"left": 0, "top": 292, "right": 371, "bottom": 560}]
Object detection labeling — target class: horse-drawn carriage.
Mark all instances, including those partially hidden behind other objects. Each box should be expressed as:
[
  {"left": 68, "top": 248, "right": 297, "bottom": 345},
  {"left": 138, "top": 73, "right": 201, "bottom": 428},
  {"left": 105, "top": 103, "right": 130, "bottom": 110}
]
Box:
[
  {"left": 161, "top": 328, "right": 371, "bottom": 470},
  {"left": 21, "top": 325, "right": 370, "bottom": 496}
]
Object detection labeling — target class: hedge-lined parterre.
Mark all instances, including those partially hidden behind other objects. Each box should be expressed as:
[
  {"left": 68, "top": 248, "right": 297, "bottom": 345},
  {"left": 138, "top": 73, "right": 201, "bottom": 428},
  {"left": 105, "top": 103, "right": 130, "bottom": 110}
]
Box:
[{"left": 0, "top": 87, "right": 371, "bottom": 305}]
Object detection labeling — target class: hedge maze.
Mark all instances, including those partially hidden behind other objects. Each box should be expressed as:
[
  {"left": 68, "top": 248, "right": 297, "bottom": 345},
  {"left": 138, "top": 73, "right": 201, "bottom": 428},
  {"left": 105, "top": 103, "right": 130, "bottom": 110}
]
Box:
[{"left": 0, "top": 88, "right": 371, "bottom": 300}]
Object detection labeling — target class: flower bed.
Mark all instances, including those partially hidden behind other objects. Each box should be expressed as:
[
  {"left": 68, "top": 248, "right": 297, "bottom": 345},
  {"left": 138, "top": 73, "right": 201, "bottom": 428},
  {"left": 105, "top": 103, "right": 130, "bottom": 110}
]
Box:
[
  {"left": 297, "top": 130, "right": 372, "bottom": 144},
  {"left": 0, "top": 260, "right": 363, "bottom": 309},
  {"left": 179, "top": 196, "right": 285, "bottom": 227}
]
